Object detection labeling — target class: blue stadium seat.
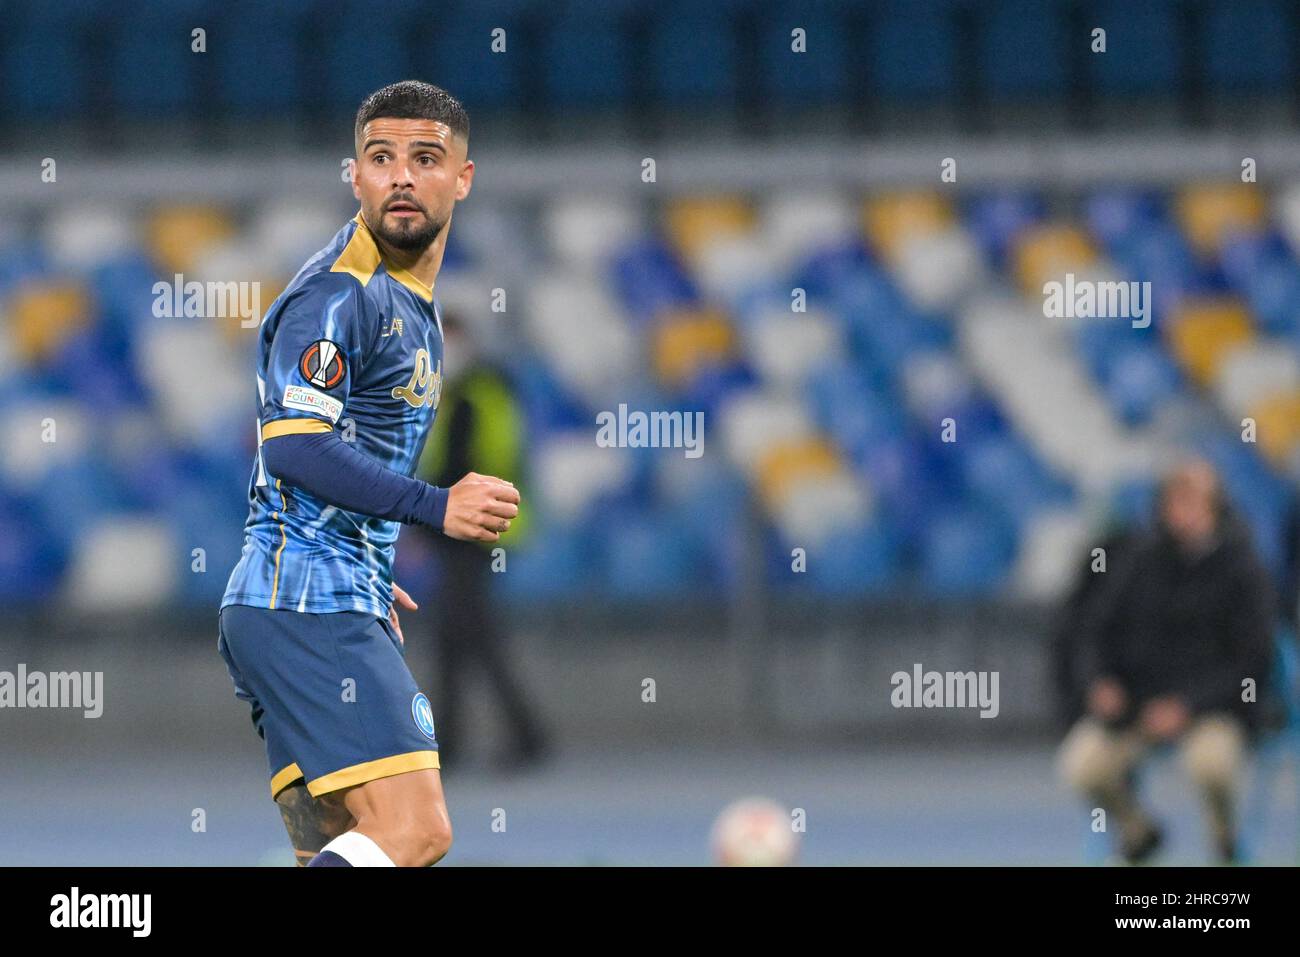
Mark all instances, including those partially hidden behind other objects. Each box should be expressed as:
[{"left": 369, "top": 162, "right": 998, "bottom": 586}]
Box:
[
  {"left": 321, "top": 2, "right": 421, "bottom": 113},
  {"left": 679, "top": 364, "right": 755, "bottom": 419},
  {"left": 499, "top": 520, "right": 595, "bottom": 601},
  {"left": 0, "top": 496, "right": 64, "bottom": 601},
  {"left": 602, "top": 510, "right": 707, "bottom": 597},
  {"left": 757, "top": 1, "right": 850, "bottom": 104},
  {"left": 807, "top": 359, "right": 901, "bottom": 457},
  {"left": 107, "top": 0, "right": 208, "bottom": 115},
  {"left": 212, "top": 2, "right": 313, "bottom": 114},
  {"left": 2, "top": 28, "right": 88, "bottom": 119},
  {"left": 976, "top": 0, "right": 1071, "bottom": 99},
  {"left": 542, "top": 14, "right": 633, "bottom": 109},
  {"left": 792, "top": 239, "right": 877, "bottom": 302},
  {"left": 611, "top": 238, "right": 699, "bottom": 323},
  {"left": 1220, "top": 233, "right": 1300, "bottom": 336},
  {"left": 1085, "top": 189, "right": 1167, "bottom": 250},
  {"left": 961, "top": 429, "right": 1062, "bottom": 529},
  {"left": 32, "top": 460, "right": 127, "bottom": 555},
  {"left": 1198, "top": 434, "right": 1291, "bottom": 575},
  {"left": 649, "top": 4, "right": 741, "bottom": 105},
  {"left": 420, "top": 7, "right": 527, "bottom": 112},
  {"left": 1101, "top": 345, "right": 1181, "bottom": 426},
  {"left": 0, "top": 245, "right": 48, "bottom": 299},
  {"left": 964, "top": 192, "right": 1047, "bottom": 267},
  {"left": 1109, "top": 220, "right": 1199, "bottom": 306},
  {"left": 1203, "top": 0, "right": 1293, "bottom": 93},
  {"left": 1087, "top": 0, "right": 1182, "bottom": 96},
  {"left": 867, "top": 0, "right": 961, "bottom": 101},
  {"left": 919, "top": 505, "right": 1017, "bottom": 596},
  {"left": 802, "top": 521, "right": 899, "bottom": 595}
]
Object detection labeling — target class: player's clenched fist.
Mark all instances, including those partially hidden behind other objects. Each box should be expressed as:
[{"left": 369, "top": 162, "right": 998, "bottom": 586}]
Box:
[{"left": 443, "top": 471, "right": 520, "bottom": 542}]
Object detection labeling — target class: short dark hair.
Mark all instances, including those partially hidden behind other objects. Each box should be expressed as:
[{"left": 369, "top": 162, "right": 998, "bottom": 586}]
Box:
[{"left": 354, "top": 81, "right": 469, "bottom": 147}]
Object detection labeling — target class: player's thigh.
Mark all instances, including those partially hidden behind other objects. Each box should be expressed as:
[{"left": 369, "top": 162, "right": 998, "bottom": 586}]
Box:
[
  {"left": 275, "top": 783, "right": 357, "bottom": 865},
  {"left": 339, "top": 767, "right": 451, "bottom": 849}
]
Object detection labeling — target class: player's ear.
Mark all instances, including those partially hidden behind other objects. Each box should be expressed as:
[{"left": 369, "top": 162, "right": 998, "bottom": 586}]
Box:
[
  {"left": 456, "top": 159, "right": 474, "bottom": 201},
  {"left": 348, "top": 157, "right": 361, "bottom": 200}
]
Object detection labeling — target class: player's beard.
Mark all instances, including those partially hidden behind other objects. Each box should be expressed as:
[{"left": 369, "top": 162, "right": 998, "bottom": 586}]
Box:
[{"left": 373, "top": 200, "right": 446, "bottom": 252}]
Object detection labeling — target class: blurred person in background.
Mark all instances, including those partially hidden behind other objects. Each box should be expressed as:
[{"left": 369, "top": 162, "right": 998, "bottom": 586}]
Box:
[
  {"left": 417, "top": 311, "right": 550, "bottom": 771},
  {"left": 1056, "top": 458, "right": 1274, "bottom": 864}
]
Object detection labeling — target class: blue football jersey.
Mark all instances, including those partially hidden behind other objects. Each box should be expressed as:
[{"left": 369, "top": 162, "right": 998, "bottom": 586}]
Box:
[{"left": 222, "top": 212, "right": 444, "bottom": 617}]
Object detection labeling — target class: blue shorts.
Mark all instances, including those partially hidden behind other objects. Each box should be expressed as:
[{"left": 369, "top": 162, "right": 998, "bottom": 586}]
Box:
[{"left": 217, "top": 604, "right": 440, "bottom": 801}]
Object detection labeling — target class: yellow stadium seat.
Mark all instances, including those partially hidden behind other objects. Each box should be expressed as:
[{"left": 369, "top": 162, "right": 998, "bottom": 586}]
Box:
[
  {"left": 146, "top": 205, "right": 236, "bottom": 275},
  {"left": 755, "top": 438, "right": 841, "bottom": 509},
  {"left": 1012, "top": 224, "right": 1097, "bottom": 295},
  {"left": 652, "top": 308, "right": 735, "bottom": 385},
  {"left": 663, "top": 197, "right": 754, "bottom": 262},
  {"left": 1247, "top": 390, "right": 1300, "bottom": 464},
  {"left": 9, "top": 282, "right": 92, "bottom": 363},
  {"left": 217, "top": 275, "right": 285, "bottom": 346},
  {"left": 1176, "top": 183, "right": 1265, "bottom": 257},
  {"left": 862, "top": 191, "right": 952, "bottom": 259},
  {"left": 1166, "top": 299, "right": 1254, "bottom": 386}
]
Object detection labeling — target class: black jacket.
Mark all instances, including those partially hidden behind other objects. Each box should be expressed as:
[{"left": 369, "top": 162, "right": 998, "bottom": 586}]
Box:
[{"left": 1071, "top": 514, "right": 1275, "bottom": 731}]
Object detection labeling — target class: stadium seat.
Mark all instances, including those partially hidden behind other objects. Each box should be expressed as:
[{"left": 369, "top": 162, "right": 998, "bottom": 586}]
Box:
[
  {"left": 541, "top": 13, "right": 633, "bottom": 109},
  {"left": 866, "top": 0, "right": 961, "bottom": 101},
  {"left": 545, "top": 197, "right": 646, "bottom": 274},
  {"left": 527, "top": 272, "right": 638, "bottom": 403},
  {"left": 759, "top": 190, "right": 858, "bottom": 272},
  {"left": 1246, "top": 390, "right": 1300, "bottom": 466},
  {"left": 964, "top": 192, "right": 1047, "bottom": 266},
  {"left": 891, "top": 227, "right": 987, "bottom": 313},
  {"left": 1085, "top": 189, "right": 1167, "bottom": 250},
  {"left": 602, "top": 510, "right": 703, "bottom": 597},
  {"left": 768, "top": 466, "right": 873, "bottom": 550},
  {"left": 9, "top": 283, "right": 92, "bottom": 366},
  {"left": 1012, "top": 224, "right": 1098, "bottom": 296},
  {"left": 145, "top": 205, "right": 237, "bottom": 276},
  {"left": 739, "top": 307, "right": 840, "bottom": 388},
  {"left": 1203, "top": 0, "right": 1293, "bottom": 94},
  {"left": 212, "top": 2, "right": 310, "bottom": 114},
  {"left": 610, "top": 238, "right": 699, "bottom": 323},
  {"left": 1101, "top": 345, "right": 1181, "bottom": 426},
  {"left": 1176, "top": 183, "right": 1267, "bottom": 258},
  {"left": 1009, "top": 507, "right": 1091, "bottom": 602},
  {"left": 862, "top": 191, "right": 953, "bottom": 261},
  {"left": 975, "top": 0, "right": 1071, "bottom": 100},
  {"left": 756, "top": 1, "right": 851, "bottom": 104},
  {"left": 1086, "top": 0, "right": 1182, "bottom": 96},
  {"left": 1164, "top": 299, "right": 1254, "bottom": 386},
  {"left": 919, "top": 506, "right": 1017, "bottom": 596},
  {"left": 663, "top": 196, "right": 755, "bottom": 264},
  {"left": 321, "top": 1, "right": 421, "bottom": 112},
  {"left": 1213, "top": 343, "right": 1300, "bottom": 420},
  {"left": 648, "top": 4, "right": 741, "bottom": 106},
  {"left": 652, "top": 308, "right": 737, "bottom": 387},
  {"left": 107, "top": 0, "right": 206, "bottom": 115},
  {"left": 718, "top": 388, "right": 817, "bottom": 474},
  {"left": 64, "top": 516, "right": 180, "bottom": 611}
]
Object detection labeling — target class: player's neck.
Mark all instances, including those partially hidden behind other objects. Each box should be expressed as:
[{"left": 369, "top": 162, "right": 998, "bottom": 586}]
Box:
[{"left": 370, "top": 225, "right": 446, "bottom": 294}]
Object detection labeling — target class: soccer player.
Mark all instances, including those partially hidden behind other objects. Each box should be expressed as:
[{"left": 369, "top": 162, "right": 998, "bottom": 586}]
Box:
[{"left": 218, "top": 81, "right": 519, "bottom": 866}]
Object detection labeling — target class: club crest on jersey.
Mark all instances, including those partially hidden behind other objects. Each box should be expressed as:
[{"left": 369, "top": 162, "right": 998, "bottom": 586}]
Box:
[
  {"left": 299, "top": 340, "right": 346, "bottom": 390},
  {"left": 412, "top": 693, "right": 436, "bottom": 740}
]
